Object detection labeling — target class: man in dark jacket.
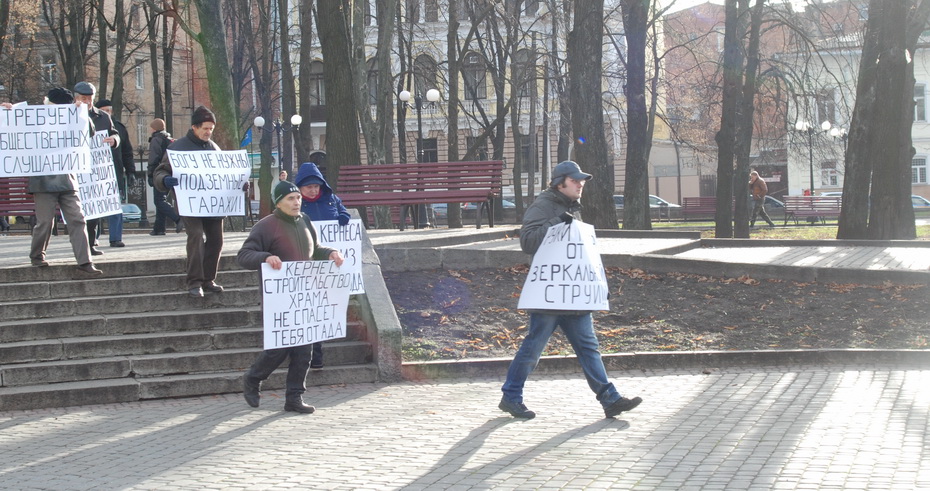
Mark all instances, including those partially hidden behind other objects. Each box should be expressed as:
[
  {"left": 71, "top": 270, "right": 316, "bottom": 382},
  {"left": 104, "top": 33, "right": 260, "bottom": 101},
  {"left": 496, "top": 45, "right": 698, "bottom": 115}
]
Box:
[
  {"left": 73, "top": 82, "right": 126, "bottom": 251},
  {"left": 153, "top": 106, "right": 228, "bottom": 298},
  {"left": 500, "top": 160, "right": 642, "bottom": 420},
  {"left": 238, "top": 180, "right": 345, "bottom": 414},
  {"left": 96, "top": 99, "right": 135, "bottom": 199},
  {"left": 146, "top": 118, "right": 181, "bottom": 235}
]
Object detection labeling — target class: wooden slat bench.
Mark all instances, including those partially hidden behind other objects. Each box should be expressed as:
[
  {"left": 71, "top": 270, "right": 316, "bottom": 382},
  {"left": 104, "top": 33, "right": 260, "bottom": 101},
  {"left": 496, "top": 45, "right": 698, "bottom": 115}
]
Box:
[
  {"left": 681, "top": 196, "right": 718, "bottom": 220},
  {"left": 0, "top": 177, "right": 37, "bottom": 231},
  {"left": 783, "top": 195, "right": 842, "bottom": 225},
  {"left": 336, "top": 161, "right": 504, "bottom": 230}
]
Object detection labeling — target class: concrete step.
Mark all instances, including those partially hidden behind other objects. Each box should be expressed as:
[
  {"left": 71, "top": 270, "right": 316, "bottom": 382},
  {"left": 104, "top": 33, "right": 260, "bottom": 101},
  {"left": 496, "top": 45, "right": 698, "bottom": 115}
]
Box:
[
  {"left": 0, "top": 269, "right": 257, "bottom": 302},
  {"left": 0, "top": 363, "right": 380, "bottom": 411},
  {"left": 0, "top": 255, "right": 242, "bottom": 283},
  {"left": 1, "top": 342, "right": 373, "bottom": 388},
  {"left": 2, "top": 287, "right": 261, "bottom": 322},
  {"left": 0, "top": 307, "right": 261, "bottom": 343}
]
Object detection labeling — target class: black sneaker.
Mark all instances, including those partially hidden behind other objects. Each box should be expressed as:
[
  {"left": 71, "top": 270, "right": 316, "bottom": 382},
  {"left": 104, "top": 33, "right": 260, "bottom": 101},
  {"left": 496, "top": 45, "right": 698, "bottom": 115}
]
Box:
[
  {"left": 499, "top": 397, "right": 536, "bottom": 419},
  {"left": 604, "top": 396, "right": 642, "bottom": 418}
]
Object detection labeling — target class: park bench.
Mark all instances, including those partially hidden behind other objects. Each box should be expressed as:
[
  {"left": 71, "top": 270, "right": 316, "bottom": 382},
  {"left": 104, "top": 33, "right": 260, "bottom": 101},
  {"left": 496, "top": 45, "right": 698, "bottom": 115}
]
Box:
[
  {"left": 336, "top": 160, "right": 503, "bottom": 230},
  {"left": 0, "top": 177, "right": 37, "bottom": 230},
  {"left": 681, "top": 196, "right": 718, "bottom": 220},
  {"left": 783, "top": 195, "right": 842, "bottom": 225}
]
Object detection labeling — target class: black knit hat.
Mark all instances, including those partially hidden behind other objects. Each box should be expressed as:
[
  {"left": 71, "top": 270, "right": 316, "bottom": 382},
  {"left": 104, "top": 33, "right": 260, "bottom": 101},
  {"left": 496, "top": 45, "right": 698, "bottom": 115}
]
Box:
[
  {"left": 95, "top": 99, "right": 112, "bottom": 109},
  {"left": 272, "top": 180, "right": 300, "bottom": 205},
  {"left": 191, "top": 105, "right": 216, "bottom": 126},
  {"left": 47, "top": 87, "right": 74, "bottom": 105}
]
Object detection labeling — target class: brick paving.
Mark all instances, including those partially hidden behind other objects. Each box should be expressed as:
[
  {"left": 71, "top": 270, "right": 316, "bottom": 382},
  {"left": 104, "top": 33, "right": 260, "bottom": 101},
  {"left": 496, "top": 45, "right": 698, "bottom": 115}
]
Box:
[{"left": 1, "top": 366, "right": 928, "bottom": 490}]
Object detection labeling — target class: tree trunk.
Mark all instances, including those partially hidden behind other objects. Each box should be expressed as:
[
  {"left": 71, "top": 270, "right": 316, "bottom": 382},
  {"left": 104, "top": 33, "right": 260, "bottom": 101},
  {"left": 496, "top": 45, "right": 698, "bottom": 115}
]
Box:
[
  {"left": 568, "top": 0, "right": 613, "bottom": 229},
  {"left": 316, "top": 0, "right": 361, "bottom": 186},
  {"left": 191, "top": 0, "right": 239, "bottom": 150},
  {"left": 620, "top": 0, "right": 651, "bottom": 230},
  {"left": 714, "top": 0, "right": 744, "bottom": 238},
  {"left": 278, "top": 0, "right": 297, "bottom": 177},
  {"left": 733, "top": 0, "right": 765, "bottom": 239},
  {"left": 296, "top": 1, "right": 314, "bottom": 165},
  {"left": 447, "top": 0, "right": 463, "bottom": 229}
]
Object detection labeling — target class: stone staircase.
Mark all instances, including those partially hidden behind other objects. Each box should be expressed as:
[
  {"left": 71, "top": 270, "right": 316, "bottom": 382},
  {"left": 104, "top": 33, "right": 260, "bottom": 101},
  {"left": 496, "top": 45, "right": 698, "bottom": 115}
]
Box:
[{"left": 0, "top": 254, "right": 386, "bottom": 411}]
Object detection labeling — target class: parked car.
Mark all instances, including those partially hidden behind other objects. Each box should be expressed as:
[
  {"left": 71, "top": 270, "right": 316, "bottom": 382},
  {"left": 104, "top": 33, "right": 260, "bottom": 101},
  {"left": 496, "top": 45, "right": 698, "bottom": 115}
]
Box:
[
  {"left": 760, "top": 195, "right": 786, "bottom": 221},
  {"left": 121, "top": 203, "right": 142, "bottom": 222},
  {"left": 912, "top": 195, "right": 930, "bottom": 215},
  {"left": 613, "top": 195, "right": 682, "bottom": 219},
  {"left": 432, "top": 199, "right": 516, "bottom": 221}
]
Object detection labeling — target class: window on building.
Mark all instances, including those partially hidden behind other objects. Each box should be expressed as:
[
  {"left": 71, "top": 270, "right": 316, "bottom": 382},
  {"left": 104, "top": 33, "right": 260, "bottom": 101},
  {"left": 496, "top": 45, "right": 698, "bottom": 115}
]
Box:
[
  {"left": 414, "top": 54, "right": 438, "bottom": 94},
  {"left": 463, "top": 52, "right": 487, "bottom": 100},
  {"left": 406, "top": 0, "right": 419, "bottom": 24},
  {"left": 913, "top": 157, "right": 928, "bottom": 184},
  {"left": 367, "top": 59, "right": 378, "bottom": 106},
  {"left": 915, "top": 84, "right": 926, "bottom": 122},
  {"left": 523, "top": 0, "right": 539, "bottom": 16},
  {"left": 513, "top": 49, "right": 533, "bottom": 98},
  {"left": 137, "top": 122, "right": 146, "bottom": 154},
  {"left": 816, "top": 88, "right": 836, "bottom": 125},
  {"left": 425, "top": 0, "right": 439, "bottom": 22},
  {"left": 466, "top": 136, "right": 488, "bottom": 161},
  {"left": 135, "top": 62, "right": 145, "bottom": 89},
  {"left": 309, "top": 61, "right": 325, "bottom": 105},
  {"left": 422, "top": 138, "right": 438, "bottom": 163},
  {"left": 42, "top": 56, "right": 57, "bottom": 84},
  {"left": 821, "top": 160, "right": 839, "bottom": 187}
]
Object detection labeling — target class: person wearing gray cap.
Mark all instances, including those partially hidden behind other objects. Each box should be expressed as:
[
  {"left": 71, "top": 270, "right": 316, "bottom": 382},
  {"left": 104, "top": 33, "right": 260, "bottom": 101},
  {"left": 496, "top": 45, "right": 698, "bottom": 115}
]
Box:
[
  {"left": 499, "top": 160, "right": 642, "bottom": 420},
  {"left": 73, "top": 81, "right": 125, "bottom": 252}
]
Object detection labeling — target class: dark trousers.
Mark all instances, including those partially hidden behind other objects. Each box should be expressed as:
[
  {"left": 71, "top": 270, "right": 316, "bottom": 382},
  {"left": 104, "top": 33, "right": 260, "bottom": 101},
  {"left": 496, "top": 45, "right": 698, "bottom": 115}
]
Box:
[
  {"left": 183, "top": 216, "right": 224, "bottom": 289},
  {"left": 152, "top": 189, "right": 180, "bottom": 234},
  {"left": 750, "top": 198, "right": 774, "bottom": 226},
  {"left": 245, "top": 345, "right": 313, "bottom": 399}
]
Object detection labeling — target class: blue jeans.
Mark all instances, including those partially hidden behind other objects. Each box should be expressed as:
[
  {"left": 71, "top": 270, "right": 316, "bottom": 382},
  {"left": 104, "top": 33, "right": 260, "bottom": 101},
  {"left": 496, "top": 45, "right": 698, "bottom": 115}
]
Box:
[
  {"left": 502, "top": 312, "right": 621, "bottom": 408},
  {"left": 107, "top": 213, "right": 123, "bottom": 242},
  {"left": 152, "top": 189, "right": 180, "bottom": 234}
]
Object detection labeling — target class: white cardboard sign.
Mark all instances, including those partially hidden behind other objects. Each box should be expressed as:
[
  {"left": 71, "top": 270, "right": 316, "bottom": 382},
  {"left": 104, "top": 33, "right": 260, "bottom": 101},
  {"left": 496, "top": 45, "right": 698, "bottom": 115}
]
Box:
[
  {"left": 0, "top": 104, "right": 92, "bottom": 177},
  {"left": 260, "top": 261, "right": 352, "bottom": 350},
  {"left": 313, "top": 218, "right": 365, "bottom": 294},
  {"left": 518, "top": 221, "right": 610, "bottom": 311},
  {"left": 75, "top": 130, "right": 122, "bottom": 220},
  {"left": 167, "top": 149, "right": 251, "bottom": 217}
]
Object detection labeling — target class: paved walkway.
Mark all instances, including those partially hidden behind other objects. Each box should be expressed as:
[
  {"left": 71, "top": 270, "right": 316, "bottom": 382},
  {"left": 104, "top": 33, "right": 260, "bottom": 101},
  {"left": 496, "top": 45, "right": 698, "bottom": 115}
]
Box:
[
  {"left": 1, "top": 366, "right": 928, "bottom": 490},
  {"left": 2, "top": 226, "right": 930, "bottom": 489}
]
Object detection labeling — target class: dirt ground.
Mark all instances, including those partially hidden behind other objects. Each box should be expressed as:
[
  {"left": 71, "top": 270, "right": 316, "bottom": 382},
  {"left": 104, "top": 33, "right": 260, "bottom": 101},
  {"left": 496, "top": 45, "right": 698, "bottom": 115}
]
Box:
[{"left": 384, "top": 266, "right": 930, "bottom": 361}]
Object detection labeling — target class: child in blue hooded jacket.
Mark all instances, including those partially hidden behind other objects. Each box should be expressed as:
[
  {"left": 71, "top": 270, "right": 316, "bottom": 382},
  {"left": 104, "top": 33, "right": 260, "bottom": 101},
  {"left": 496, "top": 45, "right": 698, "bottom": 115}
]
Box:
[{"left": 293, "top": 161, "right": 351, "bottom": 368}]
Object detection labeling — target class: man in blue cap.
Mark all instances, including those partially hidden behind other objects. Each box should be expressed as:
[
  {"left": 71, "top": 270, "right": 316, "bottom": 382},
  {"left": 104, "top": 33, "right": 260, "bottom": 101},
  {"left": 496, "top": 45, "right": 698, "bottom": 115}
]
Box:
[{"left": 499, "top": 160, "right": 642, "bottom": 420}]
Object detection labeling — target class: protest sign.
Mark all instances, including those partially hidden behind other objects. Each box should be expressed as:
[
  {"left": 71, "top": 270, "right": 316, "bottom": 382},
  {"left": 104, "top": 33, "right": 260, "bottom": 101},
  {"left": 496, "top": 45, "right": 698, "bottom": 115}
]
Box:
[
  {"left": 518, "top": 220, "right": 609, "bottom": 311},
  {"left": 167, "top": 149, "right": 251, "bottom": 217},
  {"left": 260, "top": 261, "right": 352, "bottom": 350},
  {"left": 313, "top": 218, "right": 365, "bottom": 294},
  {"left": 74, "top": 130, "right": 122, "bottom": 220},
  {"left": 0, "top": 104, "right": 92, "bottom": 177}
]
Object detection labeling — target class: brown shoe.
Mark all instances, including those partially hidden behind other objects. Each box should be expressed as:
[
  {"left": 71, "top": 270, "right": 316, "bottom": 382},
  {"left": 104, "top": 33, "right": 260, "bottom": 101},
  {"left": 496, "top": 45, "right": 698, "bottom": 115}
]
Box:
[
  {"left": 75, "top": 263, "right": 102, "bottom": 275},
  {"left": 31, "top": 258, "right": 49, "bottom": 267}
]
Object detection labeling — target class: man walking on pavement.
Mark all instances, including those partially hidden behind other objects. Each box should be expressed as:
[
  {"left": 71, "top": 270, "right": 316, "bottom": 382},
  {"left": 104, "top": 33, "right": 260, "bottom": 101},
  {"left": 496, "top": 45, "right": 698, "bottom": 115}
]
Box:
[
  {"left": 499, "top": 160, "right": 642, "bottom": 420},
  {"left": 73, "top": 81, "right": 127, "bottom": 252},
  {"left": 749, "top": 170, "right": 776, "bottom": 228}
]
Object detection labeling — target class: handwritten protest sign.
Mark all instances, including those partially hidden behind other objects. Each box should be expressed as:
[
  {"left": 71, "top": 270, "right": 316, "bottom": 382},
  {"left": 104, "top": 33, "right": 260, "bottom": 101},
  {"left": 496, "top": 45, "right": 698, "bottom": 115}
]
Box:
[
  {"left": 167, "top": 149, "right": 250, "bottom": 217},
  {"left": 518, "top": 221, "right": 609, "bottom": 311},
  {"left": 260, "top": 261, "right": 352, "bottom": 350},
  {"left": 313, "top": 218, "right": 365, "bottom": 294},
  {"left": 75, "top": 130, "right": 122, "bottom": 220},
  {"left": 0, "top": 104, "right": 91, "bottom": 177}
]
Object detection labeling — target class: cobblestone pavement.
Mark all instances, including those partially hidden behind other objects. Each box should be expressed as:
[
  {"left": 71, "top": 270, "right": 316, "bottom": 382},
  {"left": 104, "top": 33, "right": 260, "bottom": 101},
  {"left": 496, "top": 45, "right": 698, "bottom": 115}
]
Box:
[{"left": 1, "top": 366, "right": 928, "bottom": 490}]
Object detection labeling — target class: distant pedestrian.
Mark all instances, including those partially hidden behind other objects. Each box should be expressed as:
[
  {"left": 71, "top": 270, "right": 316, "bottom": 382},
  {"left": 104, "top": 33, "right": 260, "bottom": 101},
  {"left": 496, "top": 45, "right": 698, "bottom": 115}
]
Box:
[
  {"left": 238, "top": 180, "right": 345, "bottom": 414},
  {"left": 749, "top": 170, "right": 776, "bottom": 228},
  {"left": 499, "top": 160, "right": 642, "bottom": 420},
  {"left": 6, "top": 88, "right": 100, "bottom": 275},
  {"left": 294, "top": 161, "right": 351, "bottom": 368},
  {"left": 153, "top": 106, "right": 231, "bottom": 298},
  {"left": 278, "top": 170, "right": 287, "bottom": 181},
  {"left": 146, "top": 118, "right": 181, "bottom": 235}
]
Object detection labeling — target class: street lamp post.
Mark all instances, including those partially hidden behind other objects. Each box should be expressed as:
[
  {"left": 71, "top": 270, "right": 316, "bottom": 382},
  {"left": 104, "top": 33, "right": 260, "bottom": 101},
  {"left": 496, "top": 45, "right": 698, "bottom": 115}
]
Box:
[
  {"left": 794, "top": 119, "right": 832, "bottom": 195},
  {"left": 399, "top": 88, "right": 441, "bottom": 229},
  {"left": 254, "top": 114, "right": 302, "bottom": 176}
]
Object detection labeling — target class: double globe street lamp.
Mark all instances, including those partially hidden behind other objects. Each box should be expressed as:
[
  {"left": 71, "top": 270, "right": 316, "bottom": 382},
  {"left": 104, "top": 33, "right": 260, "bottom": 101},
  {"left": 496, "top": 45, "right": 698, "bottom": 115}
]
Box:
[
  {"left": 254, "top": 114, "right": 303, "bottom": 175},
  {"left": 399, "top": 88, "right": 441, "bottom": 228}
]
